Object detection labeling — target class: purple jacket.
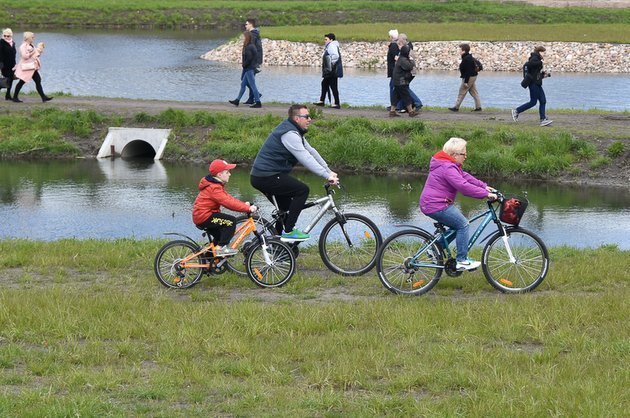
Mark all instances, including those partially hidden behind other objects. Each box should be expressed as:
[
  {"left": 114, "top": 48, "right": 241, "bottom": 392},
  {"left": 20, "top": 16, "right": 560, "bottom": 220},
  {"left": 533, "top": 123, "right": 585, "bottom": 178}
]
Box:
[{"left": 420, "top": 151, "right": 488, "bottom": 215}]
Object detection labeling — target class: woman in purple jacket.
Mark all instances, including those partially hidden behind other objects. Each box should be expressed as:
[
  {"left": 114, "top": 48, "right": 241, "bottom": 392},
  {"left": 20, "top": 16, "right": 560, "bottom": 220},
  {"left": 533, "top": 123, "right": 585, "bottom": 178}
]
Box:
[{"left": 420, "top": 137, "right": 497, "bottom": 271}]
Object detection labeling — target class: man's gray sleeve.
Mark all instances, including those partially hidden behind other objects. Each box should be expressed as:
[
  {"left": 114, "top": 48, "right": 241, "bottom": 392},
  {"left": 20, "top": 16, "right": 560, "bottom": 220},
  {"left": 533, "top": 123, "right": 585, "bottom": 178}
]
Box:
[{"left": 281, "top": 131, "right": 331, "bottom": 179}]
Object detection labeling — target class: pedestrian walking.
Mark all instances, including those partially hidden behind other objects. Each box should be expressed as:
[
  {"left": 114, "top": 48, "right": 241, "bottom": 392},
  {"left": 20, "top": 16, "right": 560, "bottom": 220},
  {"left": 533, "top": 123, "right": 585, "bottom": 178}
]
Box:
[
  {"left": 12, "top": 31, "right": 53, "bottom": 103},
  {"left": 313, "top": 33, "right": 343, "bottom": 109},
  {"left": 512, "top": 46, "right": 553, "bottom": 126},
  {"left": 228, "top": 31, "right": 261, "bottom": 108},
  {"left": 448, "top": 43, "right": 482, "bottom": 112},
  {"left": 0, "top": 28, "right": 16, "bottom": 100}
]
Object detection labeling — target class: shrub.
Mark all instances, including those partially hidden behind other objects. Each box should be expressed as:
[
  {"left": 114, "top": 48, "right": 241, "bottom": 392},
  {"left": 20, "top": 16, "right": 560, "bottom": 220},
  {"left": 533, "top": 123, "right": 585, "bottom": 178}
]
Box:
[
  {"left": 590, "top": 156, "right": 610, "bottom": 169},
  {"left": 607, "top": 141, "right": 625, "bottom": 158}
]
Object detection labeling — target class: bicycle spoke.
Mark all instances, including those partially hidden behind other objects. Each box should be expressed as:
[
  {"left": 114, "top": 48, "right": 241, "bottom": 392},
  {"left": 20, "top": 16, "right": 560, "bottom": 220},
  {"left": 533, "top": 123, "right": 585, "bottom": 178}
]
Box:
[
  {"left": 319, "top": 214, "right": 382, "bottom": 276},
  {"left": 376, "top": 229, "right": 442, "bottom": 295},
  {"left": 482, "top": 229, "right": 549, "bottom": 293}
]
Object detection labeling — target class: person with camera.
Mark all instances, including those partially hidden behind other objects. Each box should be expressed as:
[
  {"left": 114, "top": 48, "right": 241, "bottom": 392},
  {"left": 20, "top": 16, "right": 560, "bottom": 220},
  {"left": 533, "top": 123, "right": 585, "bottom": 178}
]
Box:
[{"left": 512, "top": 46, "right": 552, "bottom": 127}]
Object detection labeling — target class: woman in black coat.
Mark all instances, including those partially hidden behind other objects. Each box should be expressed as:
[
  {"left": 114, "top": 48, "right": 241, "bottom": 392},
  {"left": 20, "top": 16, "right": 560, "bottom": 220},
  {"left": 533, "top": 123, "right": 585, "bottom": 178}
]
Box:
[
  {"left": 228, "top": 31, "right": 262, "bottom": 108},
  {"left": 389, "top": 44, "right": 417, "bottom": 117},
  {"left": 0, "top": 28, "right": 17, "bottom": 100}
]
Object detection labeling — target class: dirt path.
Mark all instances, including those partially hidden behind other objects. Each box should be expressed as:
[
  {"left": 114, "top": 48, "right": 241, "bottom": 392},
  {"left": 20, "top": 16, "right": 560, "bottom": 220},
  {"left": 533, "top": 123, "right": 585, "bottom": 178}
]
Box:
[{"left": 6, "top": 96, "right": 629, "bottom": 188}]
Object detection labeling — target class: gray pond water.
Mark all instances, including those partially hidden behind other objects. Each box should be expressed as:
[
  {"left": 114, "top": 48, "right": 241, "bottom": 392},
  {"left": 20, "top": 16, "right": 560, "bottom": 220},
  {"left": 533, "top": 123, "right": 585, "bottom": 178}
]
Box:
[
  {"left": 1, "top": 159, "right": 628, "bottom": 249},
  {"left": 11, "top": 29, "right": 630, "bottom": 111}
]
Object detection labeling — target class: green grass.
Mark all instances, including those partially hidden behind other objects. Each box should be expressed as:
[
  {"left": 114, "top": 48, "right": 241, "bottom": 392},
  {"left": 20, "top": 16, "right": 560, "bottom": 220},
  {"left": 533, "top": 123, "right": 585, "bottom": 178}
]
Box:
[
  {"left": 0, "top": 107, "right": 622, "bottom": 179},
  {"left": 0, "top": 239, "right": 628, "bottom": 415},
  {"left": 265, "top": 22, "right": 630, "bottom": 43},
  {"left": 0, "top": 0, "right": 628, "bottom": 29}
]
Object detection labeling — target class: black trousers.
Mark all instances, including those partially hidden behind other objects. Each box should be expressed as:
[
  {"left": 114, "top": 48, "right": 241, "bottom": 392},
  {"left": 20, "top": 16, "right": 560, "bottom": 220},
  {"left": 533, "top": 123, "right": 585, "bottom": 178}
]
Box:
[
  {"left": 319, "top": 76, "right": 340, "bottom": 105},
  {"left": 250, "top": 173, "right": 309, "bottom": 233},
  {"left": 0, "top": 68, "right": 13, "bottom": 98},
  {"left": 196, "top": 213, "right": 237, "bottom": 246},
  {"left": 13, "top": 70, "right": 47, "bottom": 100}
]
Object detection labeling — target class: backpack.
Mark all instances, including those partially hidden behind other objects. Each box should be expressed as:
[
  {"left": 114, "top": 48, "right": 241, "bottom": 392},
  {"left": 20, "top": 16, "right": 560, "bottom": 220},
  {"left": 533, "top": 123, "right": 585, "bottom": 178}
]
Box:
[{"left": 473, "top": 57, "right": 483, "bottom": 72}]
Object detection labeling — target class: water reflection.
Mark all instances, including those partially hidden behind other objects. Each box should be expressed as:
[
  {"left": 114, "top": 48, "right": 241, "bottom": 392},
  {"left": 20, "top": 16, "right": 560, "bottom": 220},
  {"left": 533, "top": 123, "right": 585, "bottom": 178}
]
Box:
[
  {"left": 7, "top": 29, "right": 627, "bottom": 111},
  {"left": 0, "top": 159, "right": 628, "bottom": 249}
]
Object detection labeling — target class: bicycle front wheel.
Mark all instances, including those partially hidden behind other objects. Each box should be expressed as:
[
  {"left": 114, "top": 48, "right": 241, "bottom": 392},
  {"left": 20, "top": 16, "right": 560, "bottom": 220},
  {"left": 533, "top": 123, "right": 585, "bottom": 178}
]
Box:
[
  {"left": 226, "top": 215, "right": 277, "bottom": 276},
  {"left": 154, "top": 240, "right": 205, "bottom": 289},
  {"left": 246, "top": 239, "right": 296, "bottom": 288},
  {"left": 482, "top": 227, "right": 549, "bottom": 293},
  {"left": 376, "top": 229, "right": 443, "bottom": 295},
  {"left": 319, "top": 213, "right": 382, "bottom": 276}
]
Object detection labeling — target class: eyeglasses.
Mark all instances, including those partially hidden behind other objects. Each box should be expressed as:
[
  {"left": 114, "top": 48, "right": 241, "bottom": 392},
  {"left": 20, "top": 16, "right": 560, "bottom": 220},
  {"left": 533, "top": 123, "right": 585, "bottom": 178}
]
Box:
[
  {"left": 2, "top": 35, "right": 10, "bottom": 38},
  {"left": 455, "top": 152, "right": 467, "bottom": 157},
  {"left": 296, "top": 114, "right": 312, "bottom": 119}
]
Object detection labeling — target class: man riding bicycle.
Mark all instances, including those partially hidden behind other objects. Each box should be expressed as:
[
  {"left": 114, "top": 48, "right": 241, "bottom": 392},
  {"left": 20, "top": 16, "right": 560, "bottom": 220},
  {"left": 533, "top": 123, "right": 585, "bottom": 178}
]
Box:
[{"left": 250, "top": 104, "right": 339, "bottom": 242}]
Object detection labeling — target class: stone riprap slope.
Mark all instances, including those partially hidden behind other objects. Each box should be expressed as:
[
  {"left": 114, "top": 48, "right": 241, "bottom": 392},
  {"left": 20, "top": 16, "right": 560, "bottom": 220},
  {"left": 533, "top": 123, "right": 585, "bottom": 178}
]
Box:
[{"left": 201, "top": 40, "right": 629, "bottom": 73}]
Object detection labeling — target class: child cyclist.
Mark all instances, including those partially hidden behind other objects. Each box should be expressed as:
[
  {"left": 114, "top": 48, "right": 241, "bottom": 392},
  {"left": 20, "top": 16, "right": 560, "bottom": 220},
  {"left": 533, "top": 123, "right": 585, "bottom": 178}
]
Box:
[{"left": 192, "top": 159, "right": 257, "bottom": 257}]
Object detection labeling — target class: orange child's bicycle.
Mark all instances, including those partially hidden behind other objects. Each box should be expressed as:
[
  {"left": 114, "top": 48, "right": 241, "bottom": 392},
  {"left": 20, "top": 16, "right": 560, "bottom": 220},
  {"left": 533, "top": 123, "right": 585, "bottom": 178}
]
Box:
[{"left": 154, "top": 212, "right": 296, "bottom": 289}]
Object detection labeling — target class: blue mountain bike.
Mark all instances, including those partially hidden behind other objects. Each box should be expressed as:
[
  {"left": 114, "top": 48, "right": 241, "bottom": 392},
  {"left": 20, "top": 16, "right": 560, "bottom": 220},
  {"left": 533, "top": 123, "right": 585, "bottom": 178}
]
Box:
[{"left": 376, "top": 191, "right": 549, "bottom": 295}]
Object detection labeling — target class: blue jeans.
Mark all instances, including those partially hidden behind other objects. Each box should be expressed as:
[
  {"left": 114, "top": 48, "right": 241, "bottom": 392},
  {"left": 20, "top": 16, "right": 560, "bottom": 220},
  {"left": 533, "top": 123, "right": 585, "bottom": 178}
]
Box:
[
  {"left": 516, "top": 83, "right": 546, "bottom": 120},
  {"left": 426, "top": 204, "right": 470, "bottom": 262},
  {"left": 236, "top": 69, "right": 260, "bottom": 102},
  {"left": 244, "top": 69, "right": 260, "bottom": 103},
  {"left": 389, "top": 78, "right": 422, "bottom": 109}
]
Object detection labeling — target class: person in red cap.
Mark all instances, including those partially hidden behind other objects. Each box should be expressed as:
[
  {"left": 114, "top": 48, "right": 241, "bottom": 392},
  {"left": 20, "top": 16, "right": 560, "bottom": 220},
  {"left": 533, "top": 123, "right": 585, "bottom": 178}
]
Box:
[{"left": 192, "top": 159, "right": 257, "bottom": 257}]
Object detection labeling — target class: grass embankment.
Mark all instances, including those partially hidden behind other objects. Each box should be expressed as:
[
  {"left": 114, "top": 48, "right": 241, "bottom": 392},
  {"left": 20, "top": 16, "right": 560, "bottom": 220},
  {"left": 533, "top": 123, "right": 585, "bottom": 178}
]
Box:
[
  {"left": 0, "top": 0, "right": 628, "bottom": 30},
  {"left": 0, "top": 107, "right": 626, "bottom": 179},
  {"left": 0, "top": 239, "right": 628, "bottom": 415},
  {"left": 265, "top": 22, "right": 630, "bottom": 43}
]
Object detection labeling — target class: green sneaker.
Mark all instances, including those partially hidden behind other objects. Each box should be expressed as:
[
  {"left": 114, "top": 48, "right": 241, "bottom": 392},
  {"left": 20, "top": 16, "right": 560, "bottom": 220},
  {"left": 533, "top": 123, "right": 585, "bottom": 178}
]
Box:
[{"left": 280, "top": 228, "right": 310, "bottom": 242}]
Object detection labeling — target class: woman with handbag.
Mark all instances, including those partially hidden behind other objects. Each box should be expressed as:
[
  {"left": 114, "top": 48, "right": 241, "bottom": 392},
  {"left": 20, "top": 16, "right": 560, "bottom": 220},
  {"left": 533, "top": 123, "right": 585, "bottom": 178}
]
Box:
[
  {"left": 12, "top": 31, "right": 52, "bottom": 103},
  {"left": 313, "top": 33, "right": 342, "bottom": 109},
  {"left": 0, "top": 28, "right": 17, "bottom": 100}
]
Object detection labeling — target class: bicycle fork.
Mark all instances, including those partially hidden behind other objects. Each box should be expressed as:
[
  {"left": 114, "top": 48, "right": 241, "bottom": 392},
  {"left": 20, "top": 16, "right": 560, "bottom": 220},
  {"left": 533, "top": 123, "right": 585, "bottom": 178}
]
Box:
[{"left": 501, "top": 234, "right": 517, "bottom": 263}]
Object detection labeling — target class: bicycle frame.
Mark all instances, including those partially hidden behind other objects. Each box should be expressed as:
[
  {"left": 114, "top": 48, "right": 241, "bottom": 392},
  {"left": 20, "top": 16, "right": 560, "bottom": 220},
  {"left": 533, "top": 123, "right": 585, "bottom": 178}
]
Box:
[
  {"left": 410, "top": 200, "right": 509, "bottom": 270},
  {"left": 272, "top": 184, "right": 342, "bottom": 235},
  {"left": 175, "top": 215, "right": 269, "bottom": 270}
]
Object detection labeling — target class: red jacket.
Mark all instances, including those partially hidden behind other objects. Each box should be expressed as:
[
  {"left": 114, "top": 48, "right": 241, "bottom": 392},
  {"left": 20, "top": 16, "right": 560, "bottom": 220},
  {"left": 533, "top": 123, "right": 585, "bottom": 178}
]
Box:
[{"left": 192, "top": 175, "right": 251, "bottom": 225}]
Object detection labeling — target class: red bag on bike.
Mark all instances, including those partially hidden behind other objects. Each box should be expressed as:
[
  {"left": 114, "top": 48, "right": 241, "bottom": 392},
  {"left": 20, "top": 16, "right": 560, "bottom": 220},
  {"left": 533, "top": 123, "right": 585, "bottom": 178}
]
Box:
[{"left": 499, "top": 196, "right": 528, "bottom": 226}]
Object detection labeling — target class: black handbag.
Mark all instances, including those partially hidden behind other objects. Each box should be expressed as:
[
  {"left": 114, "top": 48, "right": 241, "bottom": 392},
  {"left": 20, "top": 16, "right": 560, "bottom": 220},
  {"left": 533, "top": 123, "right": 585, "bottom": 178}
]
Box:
[{"left": 0, "top": 76, "right": 9, "bottom": 89}]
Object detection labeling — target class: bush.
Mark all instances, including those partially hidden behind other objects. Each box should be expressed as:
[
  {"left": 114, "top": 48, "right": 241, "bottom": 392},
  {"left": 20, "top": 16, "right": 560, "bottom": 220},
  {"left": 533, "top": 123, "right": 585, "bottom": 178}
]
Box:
[{"left": 607, "top": 141, "right": 625, "bottom": 158}]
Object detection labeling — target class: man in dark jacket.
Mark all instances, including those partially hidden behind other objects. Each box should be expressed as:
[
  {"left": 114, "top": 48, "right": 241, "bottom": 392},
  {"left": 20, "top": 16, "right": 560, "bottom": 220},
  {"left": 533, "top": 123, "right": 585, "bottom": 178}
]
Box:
[
  {"left": 250, "top": 105, "right": 339, "bottom": 241},
  {"left": 512, "top": 46, "right": 553, "bottom": 126},
  {"left": 448, "top": 43, "right": 482, "bottom": 112},
  {"left": 244, "top": 18, "right": 263, "bottom": 105}
]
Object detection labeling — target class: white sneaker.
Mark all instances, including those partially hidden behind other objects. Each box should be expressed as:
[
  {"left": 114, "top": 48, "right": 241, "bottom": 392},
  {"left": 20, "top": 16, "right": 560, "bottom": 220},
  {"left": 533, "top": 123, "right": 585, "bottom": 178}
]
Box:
[
  {"left": 511, "top": 109, "right": 519, "bottom": 122},
  {"left": 540, "top": 118, "right": 553, "bottom": 127},
  {"left": 215, "top": 246, "right": 238, "bottom": 257},
  {"left": 456, "top": 258, "right": 481, "bottom": 271}
]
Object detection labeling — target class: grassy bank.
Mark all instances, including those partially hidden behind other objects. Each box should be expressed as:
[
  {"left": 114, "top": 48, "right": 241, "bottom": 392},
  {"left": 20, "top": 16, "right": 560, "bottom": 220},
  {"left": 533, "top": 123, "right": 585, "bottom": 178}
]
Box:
[
  {"left": 265, "top": 22, "right": 630, "bottom": 44},
  {"left": 0, "top": 240, "right": 628, "bottom": 415},
  {"left": 0, "top": 0, "right": 628, "bottom": 30},
  {"left": 0, "top": 106, "right": 627, "bottom": 181}
]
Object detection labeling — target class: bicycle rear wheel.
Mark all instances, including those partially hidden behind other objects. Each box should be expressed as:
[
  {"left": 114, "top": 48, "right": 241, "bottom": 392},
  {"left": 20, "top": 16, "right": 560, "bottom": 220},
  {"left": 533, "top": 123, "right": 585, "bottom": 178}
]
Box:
[
  {"left": 154, "top": 240, "right": 205, "bottom": 289},
  {"left": 226, "top": 215, "right": 277, "bottom": 276},
  {"left": 319, "top": 213, "right": 382, "bottom": 276},
  {"left": 376, "top": 229, "right": 443, "bottom": 295},
  {"left": 246, "top": 238, "right": 296, "bottom": 288},
  {"left": 482, "top": 227, "right": 549, "bottom": 293}
]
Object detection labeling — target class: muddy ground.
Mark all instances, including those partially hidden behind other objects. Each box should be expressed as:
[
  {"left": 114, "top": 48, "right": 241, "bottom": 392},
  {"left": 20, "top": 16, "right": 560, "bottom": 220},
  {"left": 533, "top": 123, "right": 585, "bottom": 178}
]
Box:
[{"left": 4, "top": 96, "right": 629, "bottom": 189}]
